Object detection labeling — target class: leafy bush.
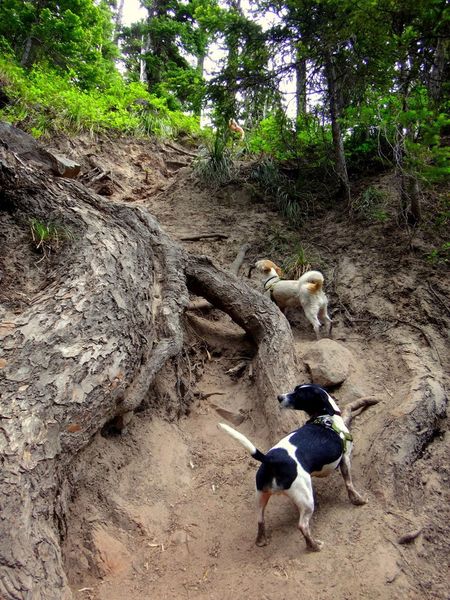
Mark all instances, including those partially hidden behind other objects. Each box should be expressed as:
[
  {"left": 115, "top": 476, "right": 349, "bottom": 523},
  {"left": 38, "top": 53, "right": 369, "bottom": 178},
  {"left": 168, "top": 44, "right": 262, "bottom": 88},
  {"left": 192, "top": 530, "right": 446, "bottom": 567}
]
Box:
[
  {"left": 194, "top": 128, "right": 236, "bottom": 185},
  {"left": 352, "top": 186, "right": 389, "bottom": 222},
  {"left": 250, "top": 158, "right": 314, "bottom": 225},
  {"left": 0, "top": 56, "right": 203, "bottom": 140},
  {"left": 427, "top": 242, "right": 450, "bottom": 265},
  {"left": 282, "top": 245, "right": 319, "bottom": 279}
]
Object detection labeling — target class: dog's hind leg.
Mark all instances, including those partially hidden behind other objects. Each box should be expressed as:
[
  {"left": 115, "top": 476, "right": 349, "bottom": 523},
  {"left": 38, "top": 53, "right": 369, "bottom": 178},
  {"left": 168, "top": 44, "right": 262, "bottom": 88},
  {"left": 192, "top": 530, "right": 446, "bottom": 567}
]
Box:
[
  {"left": 339, "top": 454, "right": 367, "bottom": 506},
  {"left": 303, "top": 307, "right": 322, "bottom": 339},
  {"left": 319, "top": 305, "right": 332, "bottom": 337},
  {"left": 289, "top": 479, "right": 323, "bottom": 551},
  {"left": 255, "top": 491, "right": 270, "bottom": 546}
]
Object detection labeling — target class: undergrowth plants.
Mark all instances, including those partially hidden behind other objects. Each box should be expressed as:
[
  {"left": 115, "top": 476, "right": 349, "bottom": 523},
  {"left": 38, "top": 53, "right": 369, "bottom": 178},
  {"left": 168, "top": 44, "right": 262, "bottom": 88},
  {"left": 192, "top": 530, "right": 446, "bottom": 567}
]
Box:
[
  {"left": 352, "top": 186, "right": 389, "bottom": 222},
  {"left": 263, "top": 224, "right": 320, "bottom": 278},
  {"left": 250, "top": 158, "right": 305, "bottom": 225},
  {"left": 0, "top": 57, "right": 202, "bottom": 140},
  {"left": 282, "top": 245, "right": 319, "bottom": 279},
  {"left": 194, "top": 129, "right": 236, "bottom": 185},
  {"left": 30, "top": 218, "right": 73, "bottom": 260}
]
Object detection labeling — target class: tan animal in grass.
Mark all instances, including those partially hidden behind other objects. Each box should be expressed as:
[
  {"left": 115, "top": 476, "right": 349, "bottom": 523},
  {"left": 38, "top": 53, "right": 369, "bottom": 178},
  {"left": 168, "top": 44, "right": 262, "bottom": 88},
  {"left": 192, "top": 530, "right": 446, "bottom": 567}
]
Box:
[
  {"left": 254, "top": 259, "right": 332, "bottom": 338},
  {"left": 228, "top": 118, "right": 245, "bottom": 140}
]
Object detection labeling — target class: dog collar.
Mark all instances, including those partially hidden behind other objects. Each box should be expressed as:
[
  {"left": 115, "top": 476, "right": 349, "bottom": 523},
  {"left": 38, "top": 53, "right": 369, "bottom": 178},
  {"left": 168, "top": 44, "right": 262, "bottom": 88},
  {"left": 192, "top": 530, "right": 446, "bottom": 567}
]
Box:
[
  {"left": 310, "top": 415, "right": 353, "bottom": 452},
  {"left": 264, "top": 275, "right": 279, "bottom": 291}
]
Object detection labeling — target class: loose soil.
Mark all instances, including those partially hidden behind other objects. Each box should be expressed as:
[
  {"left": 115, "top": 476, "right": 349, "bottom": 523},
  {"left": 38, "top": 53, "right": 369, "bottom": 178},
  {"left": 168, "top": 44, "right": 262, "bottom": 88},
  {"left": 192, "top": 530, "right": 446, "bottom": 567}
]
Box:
[{"left": 2, "top": 135, "right": 448, "bottom": 600}]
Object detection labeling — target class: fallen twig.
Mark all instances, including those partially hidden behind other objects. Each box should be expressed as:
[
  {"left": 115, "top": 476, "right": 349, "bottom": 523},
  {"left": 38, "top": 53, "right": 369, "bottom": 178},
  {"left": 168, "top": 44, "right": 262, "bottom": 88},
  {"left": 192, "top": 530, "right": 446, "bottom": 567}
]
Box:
[
  {"left": 341, "top": 396, "right": 379, "bottom": 427},
  {"left": 180, "top": 233, "right": 229, "bottom": 242},
  {"left": 194, "top": 391, "right": 225, "bottom": 400},
  {"left": 225, "top": 360, "right": 248, "bottom": 377}
]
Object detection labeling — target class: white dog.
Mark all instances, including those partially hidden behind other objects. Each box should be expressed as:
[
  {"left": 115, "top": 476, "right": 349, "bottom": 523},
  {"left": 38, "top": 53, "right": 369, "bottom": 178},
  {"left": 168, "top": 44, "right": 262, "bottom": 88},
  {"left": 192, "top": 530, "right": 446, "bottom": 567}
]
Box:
[{"left": 254, "top": 259, "right": 332, "bottom": 338}]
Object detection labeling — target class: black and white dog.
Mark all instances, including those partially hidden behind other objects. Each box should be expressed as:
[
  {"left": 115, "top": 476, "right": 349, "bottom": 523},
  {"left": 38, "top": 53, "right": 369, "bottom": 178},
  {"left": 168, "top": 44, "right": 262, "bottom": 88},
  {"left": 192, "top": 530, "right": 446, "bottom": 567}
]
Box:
[{"left": 218, "top": 383, "right": 372, "bottom": 551}]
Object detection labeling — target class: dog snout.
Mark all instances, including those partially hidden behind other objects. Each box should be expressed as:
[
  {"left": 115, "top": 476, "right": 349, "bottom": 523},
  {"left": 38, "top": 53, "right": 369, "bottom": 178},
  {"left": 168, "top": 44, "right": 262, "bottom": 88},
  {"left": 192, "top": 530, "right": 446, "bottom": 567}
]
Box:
[{"left": 278, "top": 394, "right": 286, "bottom": 404}]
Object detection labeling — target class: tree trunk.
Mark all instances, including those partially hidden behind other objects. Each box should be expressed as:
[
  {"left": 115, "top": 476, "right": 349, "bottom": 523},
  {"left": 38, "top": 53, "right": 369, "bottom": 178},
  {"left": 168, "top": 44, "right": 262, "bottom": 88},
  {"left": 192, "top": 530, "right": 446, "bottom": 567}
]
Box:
[
  {"left": 195, "top": 50, "right": 206, "bottom": 118},
  {"left": 395, "top": 58, "right": 422, "bottom": 225},
  {"left": 20, "top": 36, "right": 34, "bottom": 67},
  {"left": 113, "top": 0, "right": 125, "bottom": 47},
  {"left": 295, "top": 51, "right": 307, "bottom": 124},
  {"left": 400, "top": 171, "right": 422, "bottom": 225},
  {"left": 139, "top": 34, "right": 150, "bottom": 84},
  {"left": 0, "top": 124, "right": 302, "bottom": 598},
  {"left": 324, "top": 53, "right": 351, "bottom": 205},
  {"left": 428, "top": 36, "right": 449, "bottom": 103},
  {"left": 186, "top": 255, "right": 305, "bottom": 440}
]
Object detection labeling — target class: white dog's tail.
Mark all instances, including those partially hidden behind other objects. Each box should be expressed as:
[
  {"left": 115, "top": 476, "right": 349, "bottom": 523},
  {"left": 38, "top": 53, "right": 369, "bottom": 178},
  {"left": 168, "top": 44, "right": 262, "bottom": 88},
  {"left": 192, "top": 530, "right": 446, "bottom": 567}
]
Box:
[
  {"left": 298, "top": 270, "right": 324, "bottom": 293},
  {"left": 218, "top": 423, "right": 266, "bottom": 462}
]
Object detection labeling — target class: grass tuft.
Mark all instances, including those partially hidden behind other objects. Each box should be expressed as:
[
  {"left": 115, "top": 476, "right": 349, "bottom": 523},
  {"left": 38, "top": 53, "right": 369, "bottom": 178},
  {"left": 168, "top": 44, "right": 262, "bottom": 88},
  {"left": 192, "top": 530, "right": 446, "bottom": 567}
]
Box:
[
  {"left": 353, "top": 186, "right": 389, "bottom": 222},
  {"left": 30, "top": 218, "right": 73, "bottom": 260}
]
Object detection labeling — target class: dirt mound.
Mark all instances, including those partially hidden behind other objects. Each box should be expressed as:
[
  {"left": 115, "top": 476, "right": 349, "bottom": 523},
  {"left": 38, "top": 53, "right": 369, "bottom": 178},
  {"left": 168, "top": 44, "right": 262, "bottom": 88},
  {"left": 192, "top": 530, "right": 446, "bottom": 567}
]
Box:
[{"left": 12, "top": 135, "right": 447, "bottom": 599}]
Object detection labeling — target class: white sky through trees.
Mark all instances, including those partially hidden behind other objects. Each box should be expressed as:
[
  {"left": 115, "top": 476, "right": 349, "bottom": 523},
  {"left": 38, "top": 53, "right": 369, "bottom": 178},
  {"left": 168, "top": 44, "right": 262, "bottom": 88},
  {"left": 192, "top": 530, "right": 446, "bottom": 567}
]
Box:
[
  {"left": 122, "top": 0, "right": 146, "bottom": 25},
  {"left": 121, "top": 0, "right": 297, "bottom": 118}
]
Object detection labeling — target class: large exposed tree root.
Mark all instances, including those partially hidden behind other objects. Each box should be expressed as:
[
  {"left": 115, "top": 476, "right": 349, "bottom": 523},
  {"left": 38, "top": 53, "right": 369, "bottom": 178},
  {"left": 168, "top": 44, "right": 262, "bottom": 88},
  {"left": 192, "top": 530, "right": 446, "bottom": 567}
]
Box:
[{"left": 0, "top": 126, "right": 302, "bottom": 599}]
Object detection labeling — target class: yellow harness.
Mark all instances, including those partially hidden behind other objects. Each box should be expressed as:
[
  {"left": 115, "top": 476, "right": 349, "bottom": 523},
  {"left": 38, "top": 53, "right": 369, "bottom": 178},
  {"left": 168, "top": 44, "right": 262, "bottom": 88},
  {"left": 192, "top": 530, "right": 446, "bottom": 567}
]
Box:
[{"left": 310, "top": 415, "right": 353, "bottom": 452}]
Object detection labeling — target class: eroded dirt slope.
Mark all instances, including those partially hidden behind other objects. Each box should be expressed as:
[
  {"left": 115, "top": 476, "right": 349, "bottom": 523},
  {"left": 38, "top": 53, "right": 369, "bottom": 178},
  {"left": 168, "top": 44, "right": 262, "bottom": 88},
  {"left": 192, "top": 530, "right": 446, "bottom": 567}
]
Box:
[{"left": 33, "top": 136, "right": 450, "bottom": 600}]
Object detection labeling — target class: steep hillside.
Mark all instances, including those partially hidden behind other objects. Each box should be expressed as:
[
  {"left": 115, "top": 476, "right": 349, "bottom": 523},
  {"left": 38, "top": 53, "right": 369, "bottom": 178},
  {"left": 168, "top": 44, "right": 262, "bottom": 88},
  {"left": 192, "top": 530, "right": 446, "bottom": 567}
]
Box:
[{"left": 2, "top": 134, "right": 448, "bottom": 600}]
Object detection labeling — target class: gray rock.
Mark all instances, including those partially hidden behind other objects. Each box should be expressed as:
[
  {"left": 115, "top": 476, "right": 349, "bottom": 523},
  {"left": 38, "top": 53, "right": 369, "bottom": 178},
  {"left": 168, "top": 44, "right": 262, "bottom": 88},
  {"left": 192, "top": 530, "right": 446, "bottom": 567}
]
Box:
[
  {"left": 0, "top": 122, "right": 80, "bottom": 178},
  {"left": 303, "top": 339, "right": 353, "bottom": 386}
]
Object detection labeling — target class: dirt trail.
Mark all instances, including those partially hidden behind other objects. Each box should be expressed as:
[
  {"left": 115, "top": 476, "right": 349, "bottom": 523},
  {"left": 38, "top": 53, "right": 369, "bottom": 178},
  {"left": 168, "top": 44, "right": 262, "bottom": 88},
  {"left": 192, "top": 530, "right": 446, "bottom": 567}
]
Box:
[{"left": 45, "top": 136, "right": 449, "bottom": 600}]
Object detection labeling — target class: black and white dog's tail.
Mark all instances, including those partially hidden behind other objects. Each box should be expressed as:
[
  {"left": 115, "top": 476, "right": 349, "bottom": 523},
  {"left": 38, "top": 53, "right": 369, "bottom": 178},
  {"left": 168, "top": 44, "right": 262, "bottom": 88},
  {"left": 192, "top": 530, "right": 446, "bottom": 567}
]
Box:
[{"left": 218, "top": 423, "right": 266, "bottom": 463}]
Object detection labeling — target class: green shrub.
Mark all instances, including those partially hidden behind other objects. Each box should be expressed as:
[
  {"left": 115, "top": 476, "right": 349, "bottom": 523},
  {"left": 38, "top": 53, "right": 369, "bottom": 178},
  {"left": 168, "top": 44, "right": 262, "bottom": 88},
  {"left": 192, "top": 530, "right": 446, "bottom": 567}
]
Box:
[
  {"left": 194, "top": 129, "right": 235, "bottom": 185},
  {"left": 353, "top": 186, "right": 389, "bottom": 222},
  {"left": 250, "top": 158, "right": 308, "bottom": 225},
  {"left": 0, "top": 56, "right": 203, "bottom": 140},
  {"left": 282, "top": 245, "right": 319, "bottom": 279},
  {"left": 427, "top": 242, "right": 450, "bottom": 265}
]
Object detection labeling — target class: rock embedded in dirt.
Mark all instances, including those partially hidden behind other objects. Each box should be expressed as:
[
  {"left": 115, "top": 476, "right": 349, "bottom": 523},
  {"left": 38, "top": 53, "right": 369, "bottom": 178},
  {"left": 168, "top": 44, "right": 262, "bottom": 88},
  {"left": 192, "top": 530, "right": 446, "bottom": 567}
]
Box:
[
  {"left": 92, "top": 526, "right": 131, "bottom": 576},
  {"left": 50, "top": 153, "right": 81, "bottom": 178},
  {"left": 210, "top": 403, "right": 245, "bottom": 426},
  {"left": 0, "top": 122, "right": 80, "bottom": 178},
  {"left": 303, "top": 339, "right": 353, "bottom": 386}
]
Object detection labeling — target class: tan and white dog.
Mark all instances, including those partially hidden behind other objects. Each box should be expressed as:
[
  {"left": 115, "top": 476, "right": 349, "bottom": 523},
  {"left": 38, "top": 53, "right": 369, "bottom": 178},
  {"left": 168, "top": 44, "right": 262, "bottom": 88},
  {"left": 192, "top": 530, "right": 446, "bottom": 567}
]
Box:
[
  {"left": 254, "top": 259, "right": 332, "bottom": 338},
  {"left": 228, "top": 118, "right": 245, "bottom": 140}
]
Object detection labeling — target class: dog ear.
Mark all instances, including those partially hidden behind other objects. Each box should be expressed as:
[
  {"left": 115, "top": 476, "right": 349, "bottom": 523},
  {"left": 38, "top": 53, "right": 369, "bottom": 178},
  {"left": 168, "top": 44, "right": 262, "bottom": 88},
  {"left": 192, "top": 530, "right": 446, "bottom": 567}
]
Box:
[{"left": 274, "top": 265, "right": 283, "bottom": 277}]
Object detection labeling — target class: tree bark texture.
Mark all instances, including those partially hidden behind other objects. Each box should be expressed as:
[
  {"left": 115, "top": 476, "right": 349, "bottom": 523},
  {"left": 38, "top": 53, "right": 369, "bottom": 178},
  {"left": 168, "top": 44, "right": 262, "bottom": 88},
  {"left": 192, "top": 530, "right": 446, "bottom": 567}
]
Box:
[
  {"left": 394, "top": 55, "right": 422, "bottom": 225},
  {"left": 295, "top": 52, "right": 307, "bottom": 123},
  {"left": 365, "top": 376, "right": 447, "bottom": 501},
  {"left": 0, "top": 146, "right": 190, "bottom": 599},
  {"left": 186, "top": 256, "right": 305, "bottom": 440},
  {"left": 0, "top": 125, "right": 303, "bottom": 598},
  {"left": 428, "top": 36, "right": 449, "bottom": 103}
]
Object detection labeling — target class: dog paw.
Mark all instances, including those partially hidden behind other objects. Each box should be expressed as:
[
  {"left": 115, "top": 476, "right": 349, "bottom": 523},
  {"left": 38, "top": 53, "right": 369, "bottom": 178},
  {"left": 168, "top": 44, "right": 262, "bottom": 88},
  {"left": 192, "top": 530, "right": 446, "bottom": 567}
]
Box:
[
  {"left": 256, "top": 523, "right": 268, "bottom": 546},
  {"left": 255, "top": 536, "right": 268, "bottom": 547},
  {"left": 350, "top": 493, "right": 367, "bottom": 506},
  {"left": 308, "top": 539, "right": 324, "bottom": 552}
]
